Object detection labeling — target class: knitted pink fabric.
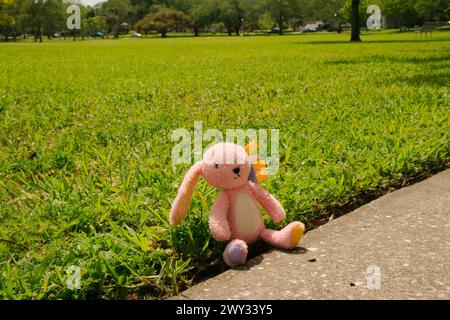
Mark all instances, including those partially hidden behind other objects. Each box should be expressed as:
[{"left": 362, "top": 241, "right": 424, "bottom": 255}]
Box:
[{"left": 170, "top": 142, "right": 304, "bottom": 266}]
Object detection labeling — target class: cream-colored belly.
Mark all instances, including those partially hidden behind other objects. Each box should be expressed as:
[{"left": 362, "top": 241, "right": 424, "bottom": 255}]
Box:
[{"left": 235, "top": 194, "right": 260, "bottom": 236}]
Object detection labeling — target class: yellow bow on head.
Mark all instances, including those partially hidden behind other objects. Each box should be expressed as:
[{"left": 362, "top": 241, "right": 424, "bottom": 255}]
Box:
[{"left": 245, "top": 140, "right": 268, "bottom": 183}]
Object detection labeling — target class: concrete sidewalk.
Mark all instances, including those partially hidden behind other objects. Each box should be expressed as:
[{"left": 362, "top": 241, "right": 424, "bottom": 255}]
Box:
[{"left": 176, "top": 169, "right": 450, "bottom": 300}]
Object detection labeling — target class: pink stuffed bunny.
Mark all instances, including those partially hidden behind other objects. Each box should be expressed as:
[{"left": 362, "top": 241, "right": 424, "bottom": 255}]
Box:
[{"left": 170, "top": 142, "right": 304, "bottom": 267}]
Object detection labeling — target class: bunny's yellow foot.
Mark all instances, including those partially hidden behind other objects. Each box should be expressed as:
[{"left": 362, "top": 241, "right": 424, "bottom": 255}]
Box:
[{"left": 290, "top": 223, "right": 304, "bottom": 247}]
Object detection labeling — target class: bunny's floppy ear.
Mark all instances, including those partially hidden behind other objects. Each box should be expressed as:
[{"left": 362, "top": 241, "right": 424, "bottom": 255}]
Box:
[{"left": 170, "top": 161, "right": 204, "bottom": 226}]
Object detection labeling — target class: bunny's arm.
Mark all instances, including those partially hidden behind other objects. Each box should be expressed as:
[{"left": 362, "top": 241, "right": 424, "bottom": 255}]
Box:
[
  {"left": 249, "top": 182, "right": 286, "bottom": 223},
  {"left": 209, "top": 192, "right": 231, "bottom": 242}
]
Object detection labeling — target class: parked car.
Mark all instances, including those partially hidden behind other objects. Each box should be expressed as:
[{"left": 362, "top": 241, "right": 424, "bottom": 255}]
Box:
[
  {"left": 131, "top": 32, "right": 142, "bottom": 38},
  {"left": 319, "top": 23, "right": 331, "bottom": 31},
  {"left": 302, "top": 21, "right": 328, "bottom": 33},
  {"left": 269, "top": 27, "right": 280, "bottom": 34},
  {"left": 91, "top": 31, "right": 104, "bottom": 38},
  {"left": 303, "top": 24, "right": 318, "bottom": 32}
]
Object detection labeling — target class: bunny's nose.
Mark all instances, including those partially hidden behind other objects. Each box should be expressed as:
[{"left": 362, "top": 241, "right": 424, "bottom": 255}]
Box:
[{"left": 233, "top": 167, "right": 240, "bottom": 175}]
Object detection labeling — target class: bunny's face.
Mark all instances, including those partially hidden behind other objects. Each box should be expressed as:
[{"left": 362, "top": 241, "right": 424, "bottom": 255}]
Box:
[{"left": 202, "top": 142, "right": 251, "bottom": 190}]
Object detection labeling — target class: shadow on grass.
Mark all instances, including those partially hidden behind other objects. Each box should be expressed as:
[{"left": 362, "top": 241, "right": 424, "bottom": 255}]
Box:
[
  {"left": 323, "top": 54, "right": 450, "bottom": 88},
  {"left": 397, "top": 73, "right": 450, "bottom": 88},
  {"left": 296, "top": 37, "right": 450, "bottom": 45},
  {"left": 325, "top": 55, "right": 450, "bottom": 65}
]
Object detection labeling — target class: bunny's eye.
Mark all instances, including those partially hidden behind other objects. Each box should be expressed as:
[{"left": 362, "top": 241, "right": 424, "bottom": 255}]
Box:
[{"left": 214, "top": 164, "right": 219, "bottom": 169}]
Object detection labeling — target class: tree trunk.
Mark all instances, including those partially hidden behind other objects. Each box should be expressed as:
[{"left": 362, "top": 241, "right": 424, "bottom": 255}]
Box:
[
  {"left": 235, "top": 25, "right": 240, "bottom": 36},
  {"left": 350, "top": 0, "right": 361, "bottom": 41},
  {"left": 161, "top": 30, "right": 166, "bottom": 38},
  {"left": 194, "top": 26, "right": 199, "bottom": 37},
  {"left": 278, "top": 19, "right": 283, "bottom": 35}
]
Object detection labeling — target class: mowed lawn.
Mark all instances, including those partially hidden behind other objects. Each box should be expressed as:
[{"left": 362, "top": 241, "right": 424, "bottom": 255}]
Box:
[{"left": 0, "top": 31, "right": 449, "bottom": 299}]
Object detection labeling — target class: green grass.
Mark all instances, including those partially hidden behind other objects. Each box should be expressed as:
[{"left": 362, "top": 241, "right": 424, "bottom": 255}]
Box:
[{"left": 0, "top": 30, "right": 449, "bottom": 299}]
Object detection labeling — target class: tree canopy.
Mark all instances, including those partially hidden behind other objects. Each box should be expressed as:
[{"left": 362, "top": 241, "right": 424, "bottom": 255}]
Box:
[
  {"left": 135, "top": 7, "right": 191, "bottom": 37},
  {"left": 0, "top": 0, "right": 448, "bottom": 41}
]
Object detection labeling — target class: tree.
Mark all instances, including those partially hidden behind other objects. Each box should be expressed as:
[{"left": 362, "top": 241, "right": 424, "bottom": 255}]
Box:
[
  {"left": 15, "top": 0, "right": 29, "bottom": 39},
  {"left": 339, "top": 0, "right": 450, "bottom": 30},
  {"left": 101, "top": 0, "right": 131, "bottom": 38},
  {"left": 134, "top": 11, "right": 153, "bottom": 35},
  {"left": 380, "top": 0, "right": 420, "bottom": 28},
  {"left": 258, "top": 12, "right": 274, "bottom": 30},
  {"left": 350, "top": 0, "right": 361, "bottom": 41},
  {"left": 414, "top": 0, "right": 449, "bottom": 22},
  {"left": 302, "top": 0, "right": 346, "bottom": 25},
  {"left": 339, "top": 0, "right": 378, "bottom": 28},
  {"left": 4, "top": 0, "right": 449, "bottom": 41},
  {"left": 0, "top": 0, "right": 25, "bottom": 41},
  {"left": 218, "top": 0, "right": 245, "bottom": 36},
  {"left": 129, "top": 0, "right": 156, "bottom": 22},
  {"left": 188, "top": 0, "right": 220, "bottom": 36},
  {"left": 41, "top": 0, "right": 64, "bottom": 39},
  {"left": 0, "top": 1, "right": 14, "bottom": 41},
  {"left": 340, "top": 0, "right": 449, "bottom": 30},
  {"left": 84, "top": 15, "right": 108, "bottom": 38},
  {"left": 263, "top": 0, "right": 301, "bottom": 35},
  {"left": 23, "top": 0, "right": 65, "bottom": 42},
  {"left": 134, "top": 7, "right": 191, "bottom": 38},
  {"left": 240, "top": 0, "right": 264, "bottom": 30}
]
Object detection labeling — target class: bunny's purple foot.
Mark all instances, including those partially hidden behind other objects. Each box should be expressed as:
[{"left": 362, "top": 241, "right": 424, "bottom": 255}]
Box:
[
  {"left": 260, "top": 222, "right": 305, "bottom": 249},
  {"left": 223, "top": 239, "right": 248, "bottom": 267}
]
